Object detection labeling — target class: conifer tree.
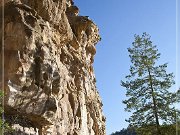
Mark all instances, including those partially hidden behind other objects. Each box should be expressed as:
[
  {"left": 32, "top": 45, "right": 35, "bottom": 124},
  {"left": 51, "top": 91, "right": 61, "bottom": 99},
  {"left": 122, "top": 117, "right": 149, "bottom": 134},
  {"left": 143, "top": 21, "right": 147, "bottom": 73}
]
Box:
[{"left": 121, "top": 33, "right": 180, "bottom": 135}]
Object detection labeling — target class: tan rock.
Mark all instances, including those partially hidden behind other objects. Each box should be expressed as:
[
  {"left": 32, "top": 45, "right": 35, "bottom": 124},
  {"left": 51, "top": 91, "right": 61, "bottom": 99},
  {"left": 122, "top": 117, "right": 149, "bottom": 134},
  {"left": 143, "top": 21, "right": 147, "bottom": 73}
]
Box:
[{"left": 1, "top": 0, "right": 105, "bottom": 135}]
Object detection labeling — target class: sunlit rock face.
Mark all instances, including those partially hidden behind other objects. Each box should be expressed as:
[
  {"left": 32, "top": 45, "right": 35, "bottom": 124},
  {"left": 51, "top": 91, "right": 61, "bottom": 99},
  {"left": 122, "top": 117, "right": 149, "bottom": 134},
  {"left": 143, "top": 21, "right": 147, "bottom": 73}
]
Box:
[{"left": 0, "top": 0, "right": 106, "bottom": 134}]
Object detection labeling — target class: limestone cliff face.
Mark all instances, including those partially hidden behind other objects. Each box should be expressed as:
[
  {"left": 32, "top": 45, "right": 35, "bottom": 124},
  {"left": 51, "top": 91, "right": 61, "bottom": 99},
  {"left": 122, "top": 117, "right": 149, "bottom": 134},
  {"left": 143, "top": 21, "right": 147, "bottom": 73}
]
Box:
[{"left": 0, "top": 0, "right": 106, "bottom": 134}]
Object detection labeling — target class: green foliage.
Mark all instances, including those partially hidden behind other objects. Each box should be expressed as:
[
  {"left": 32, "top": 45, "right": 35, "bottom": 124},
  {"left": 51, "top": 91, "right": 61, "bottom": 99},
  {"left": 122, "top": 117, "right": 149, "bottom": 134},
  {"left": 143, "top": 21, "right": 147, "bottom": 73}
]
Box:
[
  {"left": 0, "top": 91, "right": 13, "bottom": 134},
  {"left": 111, "top": 124, "right": 180, "bottom": 135},
  {"left": 121, "top": 33, "right": 180, "bottom": 134},
  {"left": 111, "top": 127, "right": 136, "bottom": 135},
  {"left": 136, "top": 124, "right": 180, "bottom": 135}
]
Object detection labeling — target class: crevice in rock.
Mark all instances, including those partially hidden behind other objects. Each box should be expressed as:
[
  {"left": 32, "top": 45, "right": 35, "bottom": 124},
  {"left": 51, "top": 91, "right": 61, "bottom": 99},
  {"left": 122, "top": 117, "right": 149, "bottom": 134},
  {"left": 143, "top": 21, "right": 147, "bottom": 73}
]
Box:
[
  {"left": 68, "top": 93, "right": 75, "bottom": 113},
  {"left": 44, "top": 97, "right": 57, "bottom": 112}
]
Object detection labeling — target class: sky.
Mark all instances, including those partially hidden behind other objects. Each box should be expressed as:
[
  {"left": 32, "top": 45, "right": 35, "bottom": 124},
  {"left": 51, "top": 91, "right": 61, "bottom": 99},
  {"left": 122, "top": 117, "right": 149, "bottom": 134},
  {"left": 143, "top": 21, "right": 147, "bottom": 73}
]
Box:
[{"left": 74, "top": 0, "right": 179, "bottom": 134}]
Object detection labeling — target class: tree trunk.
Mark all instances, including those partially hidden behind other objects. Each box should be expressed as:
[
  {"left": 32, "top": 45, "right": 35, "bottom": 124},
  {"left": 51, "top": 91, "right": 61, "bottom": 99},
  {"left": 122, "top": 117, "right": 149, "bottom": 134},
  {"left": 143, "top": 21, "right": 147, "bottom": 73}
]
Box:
[{"left": 147, "top": 68, "right": 161, "bottom": 135}]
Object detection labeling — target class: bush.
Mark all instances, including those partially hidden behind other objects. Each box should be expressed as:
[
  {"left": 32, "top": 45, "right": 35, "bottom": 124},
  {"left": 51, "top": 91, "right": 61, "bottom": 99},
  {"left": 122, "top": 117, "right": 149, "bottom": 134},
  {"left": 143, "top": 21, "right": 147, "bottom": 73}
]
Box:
[{"left": 0, "top": 91, "right": 13, "bottom": 134}]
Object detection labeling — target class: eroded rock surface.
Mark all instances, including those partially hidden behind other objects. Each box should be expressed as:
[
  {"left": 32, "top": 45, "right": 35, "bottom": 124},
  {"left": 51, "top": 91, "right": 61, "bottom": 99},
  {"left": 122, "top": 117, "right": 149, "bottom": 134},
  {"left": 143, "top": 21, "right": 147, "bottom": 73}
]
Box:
[{"left": 0, "top": 0, "right": 106, "bottom": 134}]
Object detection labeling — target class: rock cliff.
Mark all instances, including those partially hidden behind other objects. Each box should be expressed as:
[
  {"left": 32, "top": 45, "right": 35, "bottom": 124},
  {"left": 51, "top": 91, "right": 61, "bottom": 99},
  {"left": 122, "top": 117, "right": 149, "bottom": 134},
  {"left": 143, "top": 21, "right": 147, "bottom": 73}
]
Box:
[{"left": 0, "top": 0, "right": 106, "bottom": 134}]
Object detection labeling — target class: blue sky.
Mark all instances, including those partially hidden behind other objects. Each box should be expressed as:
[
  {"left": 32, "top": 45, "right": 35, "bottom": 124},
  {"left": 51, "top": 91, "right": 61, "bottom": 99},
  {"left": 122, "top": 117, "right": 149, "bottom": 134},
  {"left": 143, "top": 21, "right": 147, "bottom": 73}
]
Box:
[{"left": 74, "top": 0, "right": 179, "bottom": 134}]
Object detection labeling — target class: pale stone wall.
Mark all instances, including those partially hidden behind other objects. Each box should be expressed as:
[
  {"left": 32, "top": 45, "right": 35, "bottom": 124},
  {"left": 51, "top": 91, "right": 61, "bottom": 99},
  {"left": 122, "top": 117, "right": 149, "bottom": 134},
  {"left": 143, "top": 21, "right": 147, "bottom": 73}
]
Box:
[{"left": 1, "top": 0, "right": 106, "bottom": 134}]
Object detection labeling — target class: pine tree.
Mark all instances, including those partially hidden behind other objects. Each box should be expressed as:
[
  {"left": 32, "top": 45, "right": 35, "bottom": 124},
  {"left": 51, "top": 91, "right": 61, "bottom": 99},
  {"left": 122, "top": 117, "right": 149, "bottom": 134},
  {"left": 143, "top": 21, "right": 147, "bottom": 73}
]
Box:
[{"left": 121, "top": 33, "right": 180, "bottom": 135}]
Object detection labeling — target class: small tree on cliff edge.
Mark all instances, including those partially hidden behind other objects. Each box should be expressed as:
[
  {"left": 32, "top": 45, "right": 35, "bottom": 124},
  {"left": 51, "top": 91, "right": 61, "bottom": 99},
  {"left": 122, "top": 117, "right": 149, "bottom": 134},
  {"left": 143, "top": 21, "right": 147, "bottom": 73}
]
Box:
[{"left": 121, "top": 33, "right": 180, "bottom": 135}]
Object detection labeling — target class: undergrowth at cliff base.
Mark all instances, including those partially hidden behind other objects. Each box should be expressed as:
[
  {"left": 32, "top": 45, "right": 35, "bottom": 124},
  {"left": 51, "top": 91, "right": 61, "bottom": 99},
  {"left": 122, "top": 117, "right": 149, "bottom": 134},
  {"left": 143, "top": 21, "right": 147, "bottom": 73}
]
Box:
[{"left": 0, "top": 91, "right": 13, "bottom": 134}]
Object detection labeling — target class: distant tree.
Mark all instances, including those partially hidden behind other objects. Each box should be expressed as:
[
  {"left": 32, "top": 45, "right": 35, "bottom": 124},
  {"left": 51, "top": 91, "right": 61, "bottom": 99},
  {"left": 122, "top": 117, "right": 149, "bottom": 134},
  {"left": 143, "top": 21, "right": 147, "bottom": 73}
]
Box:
[
  {"left": 111, "top": 124, "right": 180, "bottom": 135},
  {"left": 135, "top": 123, "right": 180, "bottom": 135},
  {"left": 121, "top": 33, "right": 180, "bottom": 135},
  {"left": 111, "top": 127, "right": 136, "bottom": 135}
]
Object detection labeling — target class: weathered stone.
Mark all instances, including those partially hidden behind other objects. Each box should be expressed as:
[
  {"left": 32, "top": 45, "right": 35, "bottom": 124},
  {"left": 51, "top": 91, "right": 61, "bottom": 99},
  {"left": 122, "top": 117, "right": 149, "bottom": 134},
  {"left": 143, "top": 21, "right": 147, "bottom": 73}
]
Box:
[{"left": 1, "top": 0, "right": 105, "bottom": 134}]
